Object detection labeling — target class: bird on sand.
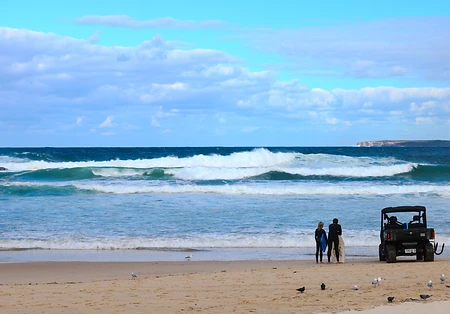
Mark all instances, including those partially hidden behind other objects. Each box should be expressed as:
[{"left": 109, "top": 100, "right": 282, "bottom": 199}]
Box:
[
  {"left": 387, "top": 296, "right": 394, "bottom": 303},
  {"left": 372, "top": 278, "right": 378, "bottom": 287},
  {"left": 420, "top": 294, "right": 431, "bottom": 300},
  {"left": 353, "top": 285, "right": 358, "bottom": 290},
  {"left": 296, "top": 286, "right": 305, "bottom": 293},
  {"left": 440, "top": 274, "right": 445, "bottom": 284},
  {"left": 185, "top": 253, "right": 193, "bottom": 260},
  {"left": 377, "top": 277, "right": 382, "bottom": 285},
  {"left": 321, "top": 283, "right": 326, "bottom": 290},
  {"left": 131, "top": 272, "right": 137, "bottom": 279},
  {"left": 427, "top": 280, "right": 433, "bottom": 289}
]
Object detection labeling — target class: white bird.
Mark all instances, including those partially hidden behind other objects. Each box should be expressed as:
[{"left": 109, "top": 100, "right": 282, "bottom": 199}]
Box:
[
  {"left": 377, "top": 277, "right": 382, "bottom": 285},
  {"left": 372, "top": 278, "right": 378, "bottom": 287},
  {"left": 185, "top": 253, "right": 193, "bottom": 260},
  {"left": 353, "top": 285, "right": 359, "bottom": 290},
  {"left": 440, "top": 274, "right": 445, "bottom": 283},
  {"left": 131, "top": 272, "right": 137, "bottom": 279},
  {"left": 427, "top": 280, "right": 433, "bottom": 289}
]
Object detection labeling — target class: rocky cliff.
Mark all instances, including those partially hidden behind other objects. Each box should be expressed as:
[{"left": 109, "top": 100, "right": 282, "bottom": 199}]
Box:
[{"left": 356, "top": 140, "right": 450, "bottom": 147}]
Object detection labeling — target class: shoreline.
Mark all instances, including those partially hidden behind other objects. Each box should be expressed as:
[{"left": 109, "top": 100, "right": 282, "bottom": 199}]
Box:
[
  {"left": 4, "top": 246, "right": 445, "bottom": 263},
  {"left": 1, "top": 258, "right": 450, "bottom": 313}
]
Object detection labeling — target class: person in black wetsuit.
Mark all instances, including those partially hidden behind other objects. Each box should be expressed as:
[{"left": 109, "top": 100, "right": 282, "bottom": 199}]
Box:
[
  {"left": 315, "top": 221, "right": 327, "bottom": 264},
  {"left": 327, "top": 218, "right": 342, "bottom": 263}
]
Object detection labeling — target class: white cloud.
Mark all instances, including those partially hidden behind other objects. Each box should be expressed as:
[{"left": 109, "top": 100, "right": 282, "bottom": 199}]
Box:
[
  {"left": 100, "top": 131, "right": 116, "bottom": 136},
  {"left": 326, "top": 117, "right": 338, "bottom": 125},
  {"left": 244, "top": 17, "right": 450, "bottom": 81},
  {"left": 415, "top": 117, "right": 433, "bottom": 124},
  {"left": 99, "top": 116, "right": 113, "bottom": 128},
  {"left": 242, "top": 126, "right": 260, "bottom": 132},
  {"left": 1, "top": 26, "right": 450, "bottom": 145},
  {"left": 151, "top": 116, "right": 160, "bottom": 127},
  {"left": 74, "top": 15, "right": 226, "bottom": 29},
  {"left": 391, "top": 66, "right": 407, "bottom": 76}
]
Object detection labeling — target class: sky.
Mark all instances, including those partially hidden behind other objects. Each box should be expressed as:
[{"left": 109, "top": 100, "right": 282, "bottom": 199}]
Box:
[{"left": 1, "top": 0, "right": 450, "bottom": 147}]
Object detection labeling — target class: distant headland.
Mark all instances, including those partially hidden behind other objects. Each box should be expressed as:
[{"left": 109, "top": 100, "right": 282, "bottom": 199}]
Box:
[{"left": 357, "top": 140, "right": 450, "bottom": 147}]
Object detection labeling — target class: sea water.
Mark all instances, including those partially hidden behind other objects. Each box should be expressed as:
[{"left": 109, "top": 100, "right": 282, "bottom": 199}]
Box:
[{"left": 1, "top": 147, "right": 449, "bottom": 262}]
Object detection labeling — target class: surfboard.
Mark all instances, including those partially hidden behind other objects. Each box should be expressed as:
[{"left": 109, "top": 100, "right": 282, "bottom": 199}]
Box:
[
  {"left": 330, "top": 235, "right": 345, "bottom": 263},
  {"left": 320, "top": 233, "right": 327, "bottom": 252}
]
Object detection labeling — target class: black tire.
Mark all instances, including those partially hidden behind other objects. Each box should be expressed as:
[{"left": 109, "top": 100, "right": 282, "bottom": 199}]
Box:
[
  {"left": 386, "top": 244, "right": 396, "bottom": 263},
  {"left": 379, "top": 244, "right": 385, "bottom": 261},
  {"left": 424, "top": 243, "right": 434, "bottom": 262}
]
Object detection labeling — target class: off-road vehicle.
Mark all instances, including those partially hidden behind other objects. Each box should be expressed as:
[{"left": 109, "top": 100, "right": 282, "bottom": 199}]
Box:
[{"left": 379, "top": 206, "right": 444, "bottom": 263}]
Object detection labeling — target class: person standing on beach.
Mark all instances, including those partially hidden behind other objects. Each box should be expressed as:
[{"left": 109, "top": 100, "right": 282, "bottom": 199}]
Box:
[
  {"left": 327, "top": 218, "right": 342, "bottom": 264},
  {"left": 315, "top": 221, "right": 327, "bottom": 264}
]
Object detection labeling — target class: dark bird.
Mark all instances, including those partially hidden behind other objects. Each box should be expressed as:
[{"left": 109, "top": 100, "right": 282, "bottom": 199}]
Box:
[
  {"left": 387, "top": 296, "right": 394, "bottom": 303},
  {"left": 321, "top": 283, "right": 326, "bottom": 290},
  {"left": 420, "top": 294, "right": 431, "bottom": 300},
  {"left": 446, "top": 285, "right": 450, "bottom": 288},
  {"left": 296, "top": 286, "right": 305, "bottom": 293}
]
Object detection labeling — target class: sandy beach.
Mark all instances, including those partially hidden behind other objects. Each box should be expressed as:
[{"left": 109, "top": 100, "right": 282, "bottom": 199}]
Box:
[{"left": 1, "top": 258, "right": 450, "bottom": 313}]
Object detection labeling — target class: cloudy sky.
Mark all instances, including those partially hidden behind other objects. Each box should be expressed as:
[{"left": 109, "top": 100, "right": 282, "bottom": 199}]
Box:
[{"left": 1, "top": 0, "right": 450, "bottom": 147}]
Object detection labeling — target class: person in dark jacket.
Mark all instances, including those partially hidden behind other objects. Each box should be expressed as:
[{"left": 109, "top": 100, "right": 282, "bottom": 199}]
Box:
[
  {"left": 327, "top": 218, "right": 342, "bottom": 263},
  {"left": 315, "top": 221, "right": 327, "bottom": 263}
]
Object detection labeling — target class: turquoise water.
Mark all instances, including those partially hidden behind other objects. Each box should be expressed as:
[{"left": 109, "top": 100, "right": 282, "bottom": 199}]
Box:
[{"left": 1, "top": 147, "right": 449, "bottom": 262}]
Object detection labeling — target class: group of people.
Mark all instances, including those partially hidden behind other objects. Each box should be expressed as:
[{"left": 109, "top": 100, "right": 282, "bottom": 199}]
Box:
[{"left": 314, "top": 218, "right": 344, "bottom": 264}]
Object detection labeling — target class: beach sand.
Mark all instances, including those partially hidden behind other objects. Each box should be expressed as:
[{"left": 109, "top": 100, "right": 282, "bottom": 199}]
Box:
[{"left": 1, "top": 258, "right": 449, "bottom": 313}]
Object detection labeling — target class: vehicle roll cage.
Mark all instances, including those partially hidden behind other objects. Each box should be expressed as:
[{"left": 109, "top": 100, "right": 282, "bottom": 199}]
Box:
[{"left": 381, "top": 206, "right": 427, "bottom": 228}]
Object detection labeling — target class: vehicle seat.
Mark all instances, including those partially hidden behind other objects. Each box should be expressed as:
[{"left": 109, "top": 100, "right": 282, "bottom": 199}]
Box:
[
  {"left": 408, "top": 215, "right": 424, "bottom": 228},
  {"left": 386, "top": 216, "right": 403, "bottom": 229}
]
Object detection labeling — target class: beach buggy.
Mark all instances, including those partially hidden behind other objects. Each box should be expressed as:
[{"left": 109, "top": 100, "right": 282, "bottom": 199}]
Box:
[{"left": 379, "top": 206, "right": 444, "bottom": 263}]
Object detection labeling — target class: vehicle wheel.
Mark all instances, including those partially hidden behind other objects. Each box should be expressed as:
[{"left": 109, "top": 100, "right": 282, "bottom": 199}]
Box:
[
  {"left": 424, "top": 243, "right": 434, "bottom": 262},
  {"left": 386, "top": 244, "right": 396, "bottom": 263},
  {"left": 379, "top": 244, "right": 385, "bottom": 261}
]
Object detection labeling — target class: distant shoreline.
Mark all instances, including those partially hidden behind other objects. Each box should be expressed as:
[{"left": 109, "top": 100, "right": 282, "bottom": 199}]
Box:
[{"left": 357, "top": 140, "right": 450, "bottom": 147}]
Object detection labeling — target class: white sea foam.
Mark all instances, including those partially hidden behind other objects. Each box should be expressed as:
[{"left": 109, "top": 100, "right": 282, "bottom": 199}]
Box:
[
  {"left": 168, "top": 163, "right": 415, "bottom": 180},
  {"left": 2, "top": 148, "right": 415, "bottom": 179},
  {"left": 75, "top": 182, "right": 450, "bottom": 197},
  {"left": 1, "top": 233, "right": 449, "bottom": 250},
  {"left": 0, "top": 235, "right": 379, "bottom": 250},
  {"left": 3, "top": 181, "right": 450, "bottom": 197}
]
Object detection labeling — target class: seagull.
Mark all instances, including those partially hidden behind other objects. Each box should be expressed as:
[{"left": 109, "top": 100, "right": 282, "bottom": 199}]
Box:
[
  {"left": 377, "top": 277, "right": 382, "bottom": 285},
  {"left": 131, "top": 272, "right": 137, "bottom": 280},
  {"left": 185, "top": 253, "right": 193, "bottom": 260},
  {"left": 440, "top": 274, "right": 445, "bottom": 284},
  {"left": 427, "top": 280, "right": 433, "bottom": 290},
  {"left": 321, "top": 283, "right": 326, "bottom": 290},
  {"left": 296, "top": 286, "right": 305, "bottom": 293},
  {"left": 372, "top": 278, "right": 378, "bottom": 287},
  {"left": 387, "top": 296, "right": 394, "bottom": 303},
  {"left": 353, "top": 285, "right": 358, "bottom": 290},
  {"left": 420, "top": 294, "right": 431, "bottom": 300}
]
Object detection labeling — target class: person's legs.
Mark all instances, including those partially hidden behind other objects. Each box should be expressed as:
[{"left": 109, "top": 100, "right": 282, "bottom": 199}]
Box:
[
  {"left": 315, "top": 242, "right": 320, "bottom": 263},
  {"left": 333, "top": 238, "right": 340, "bottom": 262},
  {"left": 327, "top": 240, "right": 332, "bottom": 263},
  {"left": 319, "top": 248, "right": 323, "bottom": 262}
]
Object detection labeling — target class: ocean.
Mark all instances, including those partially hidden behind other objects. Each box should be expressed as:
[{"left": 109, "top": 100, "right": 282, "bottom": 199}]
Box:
[{"left": 1, "top": 147, "right": 449, "bottom": 262}]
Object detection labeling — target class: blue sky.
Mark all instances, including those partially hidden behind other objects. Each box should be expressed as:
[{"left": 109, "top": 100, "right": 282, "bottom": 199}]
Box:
[{"left": 1, "top": 0, "right": 450, "bottom": 147}]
